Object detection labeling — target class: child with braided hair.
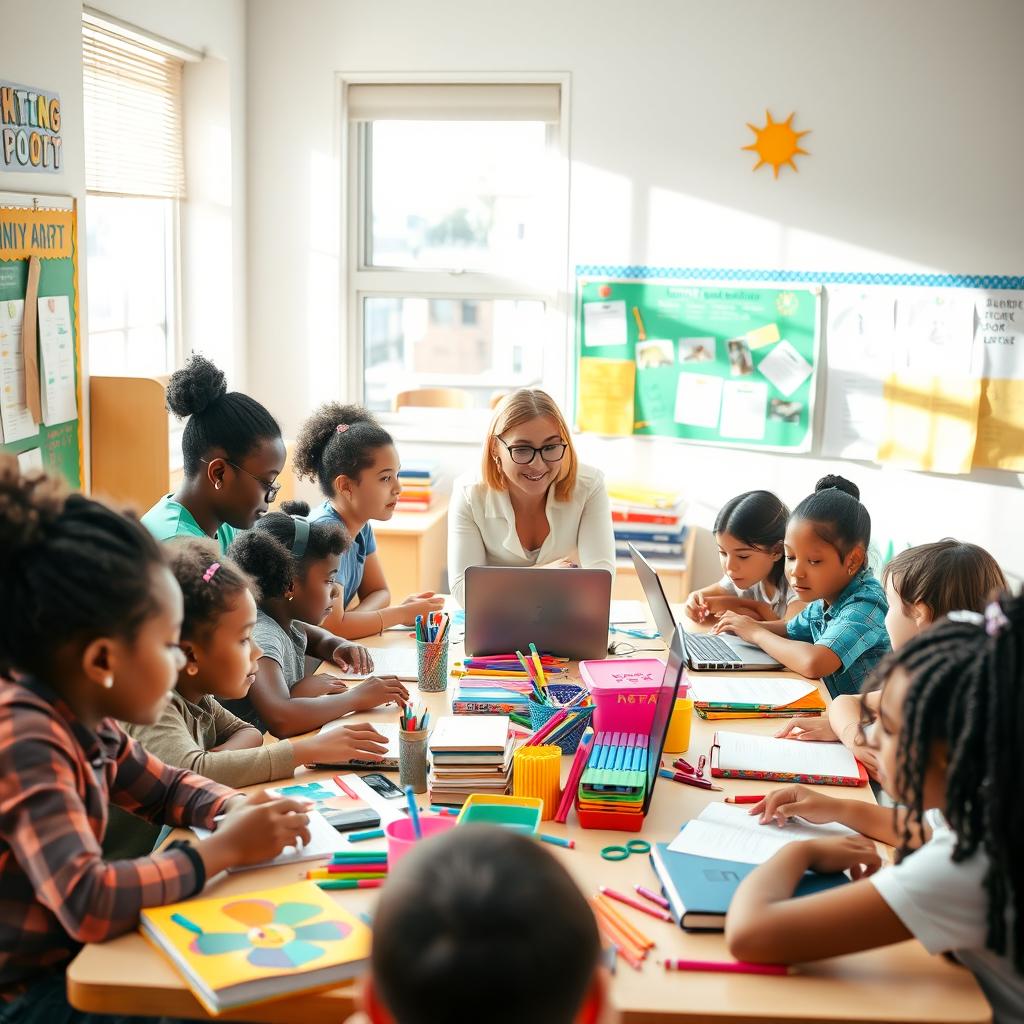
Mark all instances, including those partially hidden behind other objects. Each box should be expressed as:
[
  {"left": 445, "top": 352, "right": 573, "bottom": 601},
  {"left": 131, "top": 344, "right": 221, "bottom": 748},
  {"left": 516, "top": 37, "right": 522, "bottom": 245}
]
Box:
[{"left": 726, "top": 593, "right": 1024, "bottom": 1023}]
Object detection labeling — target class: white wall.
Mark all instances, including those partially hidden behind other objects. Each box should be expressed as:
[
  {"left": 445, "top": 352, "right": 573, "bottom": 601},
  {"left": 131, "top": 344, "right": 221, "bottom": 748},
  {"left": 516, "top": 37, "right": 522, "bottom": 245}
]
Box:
[{"left": 245, "top": 0, "right": 1023, "bottom": 580}]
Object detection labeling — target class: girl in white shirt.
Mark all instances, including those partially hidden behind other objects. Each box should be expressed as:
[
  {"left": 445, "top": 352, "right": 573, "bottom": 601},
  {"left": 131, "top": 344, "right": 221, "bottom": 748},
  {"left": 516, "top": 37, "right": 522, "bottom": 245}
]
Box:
[
  {"left": 725, "top": 593, "right": 1024, "bottom": 1024},
  {"left": 447, "top": 389, "right": 615, "bottom": 608}
]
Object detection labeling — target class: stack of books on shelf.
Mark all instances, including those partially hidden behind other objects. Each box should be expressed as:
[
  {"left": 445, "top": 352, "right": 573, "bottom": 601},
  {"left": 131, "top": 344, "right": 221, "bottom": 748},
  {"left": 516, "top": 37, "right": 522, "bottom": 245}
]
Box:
[
  {"left": 396, "top": 459, "right": 441, "bottom": 511},
  {"left": 608, "top": 483, "right": 688, "bottom": 560},
  {"left": 427, "top": 715, "right": 514, "bottom": 807}
]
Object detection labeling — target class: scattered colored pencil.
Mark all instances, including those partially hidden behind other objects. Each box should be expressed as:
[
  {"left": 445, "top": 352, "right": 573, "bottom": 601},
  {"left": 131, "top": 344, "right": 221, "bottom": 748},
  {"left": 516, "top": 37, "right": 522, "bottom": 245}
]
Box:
[
  {"left": 662, "top": 959, "right": 791, "bottom": 976},
  {"left": 332, "top": 775, "right": 359, "bottom": 800},
  {"left": 635, "top": 885, "right": 671, "bottom": 911},
  {"left": 600, "top": 886, "right": 673, "bottom": 923},
  {"left": 405, "top": 784, "right": 422, "bottom": 838},
  {"left": 315, "top": 878, "right": 385, "bottom": 891},
  {"left": 348, "top": 828, "right": 385, "bottom": 843},
  {"left": 555, "top": 733, "right": 594, "bottom": 823},
  {"left": 658, "top": 768, "right": 723, "bottom": 791},
  {"left": 537, "top": 833, "right": 575, "bottom": 849},
  {"left": 725, "top": 794, "right": 766, "bottom": 804}
]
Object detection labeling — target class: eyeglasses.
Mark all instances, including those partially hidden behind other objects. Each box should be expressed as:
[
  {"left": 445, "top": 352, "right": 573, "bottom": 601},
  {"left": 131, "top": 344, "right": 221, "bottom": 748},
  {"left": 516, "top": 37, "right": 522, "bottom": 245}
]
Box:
[
  {"left": 496, "top": 437, "right": 569, "bottom": 465},
  {"left": 200, "top": 458, "right": 281, "bottom": 502}
]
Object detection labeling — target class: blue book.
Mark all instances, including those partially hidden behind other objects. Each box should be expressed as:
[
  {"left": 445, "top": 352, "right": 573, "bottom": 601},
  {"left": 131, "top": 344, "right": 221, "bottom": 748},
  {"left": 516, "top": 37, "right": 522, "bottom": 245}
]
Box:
[
  {"left": 649, "top": 839, "right": 848, "bottom": 931},
  {"left": 613, "top": 528, "right": 688, "bottom": 545}
]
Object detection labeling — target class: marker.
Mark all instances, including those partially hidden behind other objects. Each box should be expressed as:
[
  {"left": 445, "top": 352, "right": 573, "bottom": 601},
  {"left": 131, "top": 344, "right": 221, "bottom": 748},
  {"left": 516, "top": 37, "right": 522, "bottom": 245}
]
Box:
[
  {"left": 635, "top": 885, "right": 671, "bottom": 911},
  {"left": 315, "top": 878, "right": 385, "bottom": 891},
  {"left": 632, "top": 305, "right": 647, "bottom": 341},
  {"left": 332, "top": 775, "right": 359, "bottom": 800},
  {"left": 405, "top": 785, "right": 422, "bottom": 838},
  {"left": 538, "top": 833, "right": 575, "bottom": 849},
  {"left": 659, "top": 768, "right": 722, "bottom": 791},
  {"left": 348, "top": 828, "right": 385, "bottom": 842},
  {"left": 725, "top": 794, "right": 766, "bottom": 804},
  {"left": 662, "top": 959, "right": 791, "bottom": 976},
  {"left": 331, "top": 850, "right": 387, "bottom": 862},
  {"left": 599, "top": 886, "right": 673, "bottom": 923},
  {"left": 171, "top": 913, "right": 203, "bottom": 935},
  {"left": 429, "top": 805, "right": 459, "bottom": 816}
]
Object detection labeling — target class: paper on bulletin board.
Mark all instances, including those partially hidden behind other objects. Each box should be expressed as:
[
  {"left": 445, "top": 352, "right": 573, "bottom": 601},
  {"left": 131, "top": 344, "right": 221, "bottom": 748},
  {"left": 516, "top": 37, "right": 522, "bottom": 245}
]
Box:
[
  {"left": 576, "top": 357, "right": 636, "bottom": 436},
  {"left": 895, "top": 291, "right": 976, "bottom": 376},
  {"left": 0, "top": 298, "right": 37, "bottom": 443},
  {"left": 583, "top": 300, "right": 628, "bottom": 348},
  {"left": 973, "top": 378, "right": 1024, "bottom": 471},
  {"left": 876, "top": 372, "right": 981, "bottom": 475},
  {"left": 37, "top": 294, "right": 77, "bottom": 425}
]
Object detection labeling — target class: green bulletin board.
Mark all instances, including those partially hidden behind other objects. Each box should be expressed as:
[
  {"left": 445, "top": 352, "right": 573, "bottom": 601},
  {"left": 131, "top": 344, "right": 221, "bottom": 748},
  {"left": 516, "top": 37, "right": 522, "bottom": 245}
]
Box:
[
  {"left": 0, "top": 198, "right": 82, "bottom": 488},
  {"left": 575, "top": 278, "right": 821, "bottom": 451}
]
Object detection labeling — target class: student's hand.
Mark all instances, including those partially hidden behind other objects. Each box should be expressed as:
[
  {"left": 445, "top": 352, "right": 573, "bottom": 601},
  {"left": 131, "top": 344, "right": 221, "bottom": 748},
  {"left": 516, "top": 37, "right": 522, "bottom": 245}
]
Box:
[
  {"left": 711, "top": 611, "right": 759, "bottom": 640},
  {"left": 351, "top": 674, "right": 410, "bottom": 711},
  {"left": 212, "top": 791, "right": 312, "bottom": 865},
  {"left": 751, "top": 785, "right": 843, "bottom": 827},
  {"left": 542, "top": 558, "right": 579, "bottom": 569},
  {"left": 397, "top": 592, "right": 446, "bottom": 625},
  {"left": 837, "top": 720, "right": 882, "bottom": 782},
  {"left": 291, "top": 674, "right": 351, "bottom": 698},
  {"left": 684, "top": 590, "right": 712, "bottom": 622},
  {"left": 801, "top": 835, "right": 882, "bottom": 880},
  {"left": 775, "top": 717, "right": 838, "bottom": 742},
  {"left": 331, "top": 641, "right": 373, "bottom": 675},
  {"left": 310, "top": 723, "right": 390, "bottom": 765}
]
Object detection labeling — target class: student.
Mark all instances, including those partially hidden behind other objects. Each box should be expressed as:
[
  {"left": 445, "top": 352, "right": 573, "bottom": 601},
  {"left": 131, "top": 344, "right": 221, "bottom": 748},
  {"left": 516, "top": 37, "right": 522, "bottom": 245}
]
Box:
[
  {"left": 448, "top": 389, "right": 615, "bottom": 608},
  {"left": 713, "top": 475, "right": 891, "bottom": 696},
  {"left": 684, "top": 490, "right": 804, "bottom": 623},
  {"left": 725, "top": 594, "right": 1024, "bottom": 1024},
  {"left": 127, "top": 538, "right": 390, "bottom": 787},
  {"left": 292, "top": 403, "right": 444, "bottom": 639},
  {"left": 225, "top": 503, "right": 409, "bottom": 737},
  {"left": 141, "top": 353, "right": 286, "bottom": 551},
  {"left": 0, "top": 458, "right": 312, "bottom": 1020},
  {"left": 355, "top": 824, "right": 606, "bottom": 1024},
  {"left": 774, "top": 538, "right": 1007, "bottom": 776}
]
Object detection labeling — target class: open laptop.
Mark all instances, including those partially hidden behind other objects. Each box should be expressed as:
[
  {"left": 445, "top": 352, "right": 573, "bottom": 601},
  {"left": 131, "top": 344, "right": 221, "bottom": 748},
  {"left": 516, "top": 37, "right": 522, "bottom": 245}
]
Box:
[
  {"left": 640, "top": 627, "right": 688, "bottom": 811},
  {"left": 628, "top": 543, "right": 782, "bottom": 671},
  {"left": 464, "top": 565, "right": 612, "bottom": 660}
]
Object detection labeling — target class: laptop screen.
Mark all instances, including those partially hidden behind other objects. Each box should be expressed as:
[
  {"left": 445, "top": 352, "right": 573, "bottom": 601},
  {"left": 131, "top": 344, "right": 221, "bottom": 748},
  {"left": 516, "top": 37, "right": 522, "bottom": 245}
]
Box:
[
  {"left": 642, "top": 628, "right": 686, "bottom": 813},
  {"left": 628, "top": 543, "right": 679, "bottom": 642}
]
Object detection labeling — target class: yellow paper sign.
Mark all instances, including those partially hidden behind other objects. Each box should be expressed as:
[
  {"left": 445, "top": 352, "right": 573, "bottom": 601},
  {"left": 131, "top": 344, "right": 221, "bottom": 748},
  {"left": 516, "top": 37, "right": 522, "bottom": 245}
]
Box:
[
  {"left": 877, "top": 373, "right": 980, "bottom": 475},
  {"left": 973, "top": 378, "right": 1024, "bottom": 471},
  {"left": 577, "top": 358, "right": 636, "bottom": 436},
  {"left": 745, "top": 323, "right": 781, "bottom": 350},
  {"left": 0, "top": 208, "right": 73, "bottom": 260}
]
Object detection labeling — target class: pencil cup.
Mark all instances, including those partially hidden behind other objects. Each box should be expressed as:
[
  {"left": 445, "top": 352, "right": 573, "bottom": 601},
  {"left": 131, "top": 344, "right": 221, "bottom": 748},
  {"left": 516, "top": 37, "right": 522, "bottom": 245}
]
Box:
[
  {"left": 528, "top": 686, "right": 594, "bottom": 755},
  {"left": 385, "top": 814, "right": 456, "bottom": 868},
  {"left": 416, "top": 635, "right": 449, "bottom": 693},
  {"left": 399, "top": 728, "right": 428, "bottom": 794},
  {"left": 663, "top": 697, "right": 694, "bottom": 753},
  {"left": 513, "top": 745, "right": 562, "bottom": 820}
]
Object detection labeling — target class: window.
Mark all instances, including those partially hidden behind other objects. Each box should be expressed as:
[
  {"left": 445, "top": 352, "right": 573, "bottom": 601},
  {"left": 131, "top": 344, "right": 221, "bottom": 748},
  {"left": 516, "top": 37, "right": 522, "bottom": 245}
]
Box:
[
  {"left": 346, "top": 82, "right": 567, "bottom": 429},
  {"left": 82, "top": 15, "right": 185, "bottom": 376}
]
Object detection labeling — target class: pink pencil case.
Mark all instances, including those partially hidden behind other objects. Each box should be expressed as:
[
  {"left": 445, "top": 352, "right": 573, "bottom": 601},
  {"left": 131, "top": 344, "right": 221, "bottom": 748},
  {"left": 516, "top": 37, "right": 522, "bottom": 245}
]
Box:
[{"left": 579, "top": 657, "right": 666, "bottom": 733}]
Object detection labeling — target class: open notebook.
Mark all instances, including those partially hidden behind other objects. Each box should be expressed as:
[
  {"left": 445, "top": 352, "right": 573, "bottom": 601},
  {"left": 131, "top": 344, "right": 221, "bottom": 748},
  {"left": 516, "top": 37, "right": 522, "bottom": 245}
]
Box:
[
  {"left": 316, "top": 720, "right": 399, "bottom": 769},
  {"left": 710, "top": 730, "right": 868, "bottom": 786},
  {"left": 340, "top": 647, "right": 418, "bottom": 681}
]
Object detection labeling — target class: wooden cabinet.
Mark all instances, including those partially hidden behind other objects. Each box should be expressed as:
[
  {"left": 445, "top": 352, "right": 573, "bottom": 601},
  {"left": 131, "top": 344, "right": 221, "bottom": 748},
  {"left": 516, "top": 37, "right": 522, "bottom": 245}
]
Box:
[{"left": 372, "top": 498, "right": 449, "bottom": 597}]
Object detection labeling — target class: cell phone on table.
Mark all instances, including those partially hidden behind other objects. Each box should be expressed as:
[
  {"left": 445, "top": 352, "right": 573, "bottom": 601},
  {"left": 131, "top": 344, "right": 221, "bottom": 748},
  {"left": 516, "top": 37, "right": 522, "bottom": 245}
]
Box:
[
  {"left": 321, "top": 807, "right": 381, "bottom": 833},
  {"left": 361, "top": 773, "right": 405, "bottom": 800}
]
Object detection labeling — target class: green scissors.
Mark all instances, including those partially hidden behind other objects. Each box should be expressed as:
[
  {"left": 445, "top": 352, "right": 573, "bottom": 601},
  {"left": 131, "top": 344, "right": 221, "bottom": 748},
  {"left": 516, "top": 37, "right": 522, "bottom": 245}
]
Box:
[{"left": 600, "top": 838, "right": 651, "bottom": 862}]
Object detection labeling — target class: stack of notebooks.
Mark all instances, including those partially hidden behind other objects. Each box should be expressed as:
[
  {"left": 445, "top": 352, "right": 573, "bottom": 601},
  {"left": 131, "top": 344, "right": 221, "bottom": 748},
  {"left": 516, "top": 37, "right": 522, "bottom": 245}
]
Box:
[
  {"left": 576, "top": 730, "right": 650, "bottom": 823},
  {"left": 396, "top": 459, "right": 441, "bottom": 511},
  {"left": 428, "top": 715, "right": 514, "bottom": 806},
  {"left": 451, "top": 678, "right": 534, "bottom": 716},
  {"left": 608, "top": 483, "right": 688, "bottom": 560},
  {"left": 687, "top": 677, "right": 826, "bottom": 720},
  {"left": 649, "top": 804, "right": 850, "bottom": 931}
]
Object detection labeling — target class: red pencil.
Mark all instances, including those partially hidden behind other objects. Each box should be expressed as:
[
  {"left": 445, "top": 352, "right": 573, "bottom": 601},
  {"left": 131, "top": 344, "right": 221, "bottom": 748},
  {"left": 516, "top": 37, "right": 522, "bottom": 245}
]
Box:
[
  {"left": 725, "top": 794, "right": 766, "bottom": 804},
  {"left": 333, "top": 775, "right": 359, "bottom": 799},
  {"left": 663, "top": 959, "right": 791, "bottom": 976},
  {"left": 600, "top": 886, "right": 673, "bottom": 923}
]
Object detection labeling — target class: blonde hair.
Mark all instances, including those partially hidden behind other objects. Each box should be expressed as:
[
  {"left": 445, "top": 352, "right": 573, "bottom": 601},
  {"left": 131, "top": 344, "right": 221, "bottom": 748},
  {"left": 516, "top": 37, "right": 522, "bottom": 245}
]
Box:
[{"left": 482, "top": 390, "right": 578, "bottom": 502}]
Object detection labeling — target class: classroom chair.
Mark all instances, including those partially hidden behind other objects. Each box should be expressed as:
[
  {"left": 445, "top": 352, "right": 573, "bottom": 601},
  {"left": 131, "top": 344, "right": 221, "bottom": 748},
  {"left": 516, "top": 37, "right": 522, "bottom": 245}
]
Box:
[{"left": 393, "top": 387, "right": 472, "bottom": 410}]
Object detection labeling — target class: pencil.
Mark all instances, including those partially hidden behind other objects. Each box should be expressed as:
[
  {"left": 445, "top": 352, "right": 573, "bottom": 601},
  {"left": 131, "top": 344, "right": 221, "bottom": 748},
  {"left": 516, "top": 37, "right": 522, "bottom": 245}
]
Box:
[
  {"left": 590, "top": 901, "right": 647, "bottom": 964},
  {"left": 593, "top": 894, "right": 654, "bottom": 950},
  {"left": 600, "top": 886, "right": 673, "bottom": 923}
]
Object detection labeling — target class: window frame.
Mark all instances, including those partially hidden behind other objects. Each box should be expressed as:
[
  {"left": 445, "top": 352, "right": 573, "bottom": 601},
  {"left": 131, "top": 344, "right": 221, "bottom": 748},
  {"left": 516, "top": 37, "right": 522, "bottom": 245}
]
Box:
[{"left": 340, "top": 73, "right": 572, "bottom": 442}]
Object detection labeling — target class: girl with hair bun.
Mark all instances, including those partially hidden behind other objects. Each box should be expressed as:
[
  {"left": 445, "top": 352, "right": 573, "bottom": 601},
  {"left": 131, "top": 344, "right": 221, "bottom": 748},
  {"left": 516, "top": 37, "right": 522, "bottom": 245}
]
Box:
[
  {"left": 713, "top": 474, "right": 891, "bottom": 697},
  {"left": 142, "top": 354, "right": 286, "bottom": 551},
  {"left": 292, "top": 403, "right": 443, "bottom": 640}
]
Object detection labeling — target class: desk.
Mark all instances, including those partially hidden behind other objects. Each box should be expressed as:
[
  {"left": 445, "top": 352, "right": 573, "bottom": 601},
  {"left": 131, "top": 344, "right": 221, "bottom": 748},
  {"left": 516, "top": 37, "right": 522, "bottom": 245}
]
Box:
[
  {"left": 68, "top": 622, "right": 989, "bottom": 1024},
  {"left": 371, "top": 498, "right": 449, "bottom": 597}
]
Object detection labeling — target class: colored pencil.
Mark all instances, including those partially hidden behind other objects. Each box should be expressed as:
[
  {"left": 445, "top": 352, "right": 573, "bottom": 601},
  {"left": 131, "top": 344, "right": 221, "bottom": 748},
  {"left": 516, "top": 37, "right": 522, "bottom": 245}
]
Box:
[
  {"left": 600, "top": 886, "right": 673, "bottom": 923},
  {"left": 315, "top": 878, "right": 385, "bottom": 891},
  {"left": 725, "top": 794, "right": 766, "bottom": 804},
  {"left": 590, "top": 900, "right": 647, "bottom": 964},
  {"left": 348, "top": 828, "right": 385, "bottom": 842},
  {"left": 635, "top": 885, "right": 671, "bottom": 911},
  {"left": 538, "top": 833, "right": 575, "bottom": 849},
  {"left": 662, "top": 959, "right": 791, "bottom": 976},
  {"left": 405, "top": 785, "right": 421, "bottom": 838},
  {"left": 555, "top": 734, "right": 594, "bottom": 823},
  {"left": 332, "top": 775, "right": 359, "bottom": 799},
  {"left": 593, "top": 894, "right": 654, "bottom": 950}
]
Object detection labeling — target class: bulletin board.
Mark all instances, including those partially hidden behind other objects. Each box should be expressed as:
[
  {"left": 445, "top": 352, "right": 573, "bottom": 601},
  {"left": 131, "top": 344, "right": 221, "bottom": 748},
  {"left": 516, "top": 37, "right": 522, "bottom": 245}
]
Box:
[
  {"left": 0, "top": 195, "right": 82, "bottom": 488},
  {"left": 575, "top": 277, "right": 821, "bottom": 452}
]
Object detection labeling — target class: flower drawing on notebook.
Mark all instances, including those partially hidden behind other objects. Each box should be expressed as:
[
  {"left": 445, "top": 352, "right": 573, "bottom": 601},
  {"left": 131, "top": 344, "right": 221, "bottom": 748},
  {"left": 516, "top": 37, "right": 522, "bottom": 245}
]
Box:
[{"left": 186, "top": 899, "right": 351, "bottom": 969}]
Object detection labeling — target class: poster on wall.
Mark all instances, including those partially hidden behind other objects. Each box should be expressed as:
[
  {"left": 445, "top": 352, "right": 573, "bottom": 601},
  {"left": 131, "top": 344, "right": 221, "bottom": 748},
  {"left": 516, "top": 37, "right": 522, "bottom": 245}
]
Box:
[{"left": 0, "top": 81, "right": 63, "bottom": 174}]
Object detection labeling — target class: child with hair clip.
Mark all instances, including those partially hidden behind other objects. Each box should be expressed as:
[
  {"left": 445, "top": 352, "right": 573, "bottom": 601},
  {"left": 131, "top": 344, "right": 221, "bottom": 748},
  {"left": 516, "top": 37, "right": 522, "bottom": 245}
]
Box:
[
  {"left": 224, "top": 501, "right": 409, "bottom": 737},
  {"left": 684, "top": 490, "right": 805, "bottom": 623},
  {"left": 0, "top": 458, "right": 313, "bottom": 1021},
  {"left": 142, "top": 353, "right": 287, "bottom": 551},
  {"left": 772, "top": 538, "right": 1007, "bottom": 777},
  {"left": 712, "top": 474, "right": 891, "bottom": 696},
  {"left": 726, "top": 593, "right": 1024, "bottom": 1023},
  {"left": 350, "top": 825, "right": 606, "bottom": 1024},
  {"left": 292, "top": 403, "right": 444, "bottom": 640}
]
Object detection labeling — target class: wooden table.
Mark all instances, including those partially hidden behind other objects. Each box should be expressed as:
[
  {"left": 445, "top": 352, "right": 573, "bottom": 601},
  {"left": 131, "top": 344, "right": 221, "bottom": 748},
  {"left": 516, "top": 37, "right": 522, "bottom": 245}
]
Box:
[
  {"left": 372, "top": 498, "right": 449, "bottom": 597},
  {"left": 68, "top": 617, "right": 990, "bottom": 1024}
]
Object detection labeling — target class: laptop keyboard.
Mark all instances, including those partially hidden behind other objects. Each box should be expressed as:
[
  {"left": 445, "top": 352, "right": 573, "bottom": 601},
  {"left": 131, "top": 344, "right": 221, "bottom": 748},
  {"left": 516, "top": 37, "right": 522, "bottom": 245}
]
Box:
[{"left": 685, "top": 633, "right": 742, "bottom": 663}]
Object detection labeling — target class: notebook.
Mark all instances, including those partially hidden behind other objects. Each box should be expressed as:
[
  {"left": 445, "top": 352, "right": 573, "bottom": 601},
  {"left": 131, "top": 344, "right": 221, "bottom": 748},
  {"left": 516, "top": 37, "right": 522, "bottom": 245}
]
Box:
[
  {"left": 650, "top": 833, "right": 848, "bottom": 931},
  {"left": 339, "top": 647, "right": 419, "bottom": 681},
  {"left": 428, "top": 715, "right": 510, "bottom": 753},
  {"left": 689, "top": 678, "right": 826, "bottom": 720},
  {"left": 140, "top": 880, "right": 371, "bottom": 1014},
  {"left": 710, "top": 730, "right": 868, "bottom": 787},
  {"left": 315, "top": 720, "right": 399, "bottom": 769},
  {"left": 191, "top": 809, "right": 347, "bottom": 872}
]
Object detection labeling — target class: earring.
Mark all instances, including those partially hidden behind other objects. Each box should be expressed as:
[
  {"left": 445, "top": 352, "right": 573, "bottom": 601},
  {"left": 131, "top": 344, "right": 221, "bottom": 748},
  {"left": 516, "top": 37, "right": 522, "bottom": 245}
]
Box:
[
  {"left": 186, "top": 664, "right": 198, "bottom": 676},
  {"left": 214, "top": 481, "right": 222, "bottom": 491},
  {"left": 103, "top": 676, "right": 113, "bottom": 689},
  {"left": 287, "top": 594, "right": 294, "bottom": 602}
]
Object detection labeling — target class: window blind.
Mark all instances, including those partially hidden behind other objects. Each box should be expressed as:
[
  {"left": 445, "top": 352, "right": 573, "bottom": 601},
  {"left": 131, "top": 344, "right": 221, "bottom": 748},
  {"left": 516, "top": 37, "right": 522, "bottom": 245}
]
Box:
[
  {"left": 346, "top": 82, "right": 560, "bottom": 123},
  {"left": 83, "top": 19, "right": 185, "bottom": 198}
]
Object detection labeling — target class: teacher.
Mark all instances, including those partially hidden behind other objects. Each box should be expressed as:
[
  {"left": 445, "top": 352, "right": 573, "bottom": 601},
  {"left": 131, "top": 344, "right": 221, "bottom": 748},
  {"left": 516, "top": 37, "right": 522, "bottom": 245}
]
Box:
[{"left": 448, "top": 389, "right": 615, "bottom": 607}]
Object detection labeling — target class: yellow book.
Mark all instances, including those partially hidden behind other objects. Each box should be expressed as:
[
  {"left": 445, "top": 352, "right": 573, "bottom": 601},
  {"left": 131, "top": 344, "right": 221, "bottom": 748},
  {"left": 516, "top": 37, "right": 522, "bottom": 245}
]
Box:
[{"left": 140, "top": 880, "right": 371, "bottom": 1015}]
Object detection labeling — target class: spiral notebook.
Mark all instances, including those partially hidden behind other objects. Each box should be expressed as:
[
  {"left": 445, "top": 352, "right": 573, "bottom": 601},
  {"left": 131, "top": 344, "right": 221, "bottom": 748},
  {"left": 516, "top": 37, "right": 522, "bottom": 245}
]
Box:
[{"left": 710, "top": 730, "right": 868, "bottom": 787}]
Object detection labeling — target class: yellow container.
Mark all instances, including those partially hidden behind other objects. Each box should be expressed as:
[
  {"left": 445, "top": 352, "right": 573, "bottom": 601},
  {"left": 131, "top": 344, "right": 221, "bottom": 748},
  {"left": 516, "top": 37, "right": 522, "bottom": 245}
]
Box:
[
  {"left": 663, "top": 696, "right": 694, "bottom": 753},
  {"left": 512, "top": 745, "right": 562, "bottom": 820}
]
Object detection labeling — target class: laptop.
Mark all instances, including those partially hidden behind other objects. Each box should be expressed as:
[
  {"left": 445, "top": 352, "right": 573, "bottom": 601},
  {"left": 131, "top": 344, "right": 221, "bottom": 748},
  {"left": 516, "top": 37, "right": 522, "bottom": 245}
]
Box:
[
  {"left": 628, "top": 543, "right": 782, "bottom": 671},
  {"left": 641, "top": 627, "right": 688, "bottom": 811},
  {"left": 464, "top": 565, "right": 612, "bottom": 660}
]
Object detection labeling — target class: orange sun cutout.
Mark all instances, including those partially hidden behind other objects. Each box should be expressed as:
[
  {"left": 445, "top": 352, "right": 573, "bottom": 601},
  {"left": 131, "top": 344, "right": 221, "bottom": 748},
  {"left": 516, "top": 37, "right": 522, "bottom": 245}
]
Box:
[{"left": 743, "top": 111, "right": 810, "bottom": 178}]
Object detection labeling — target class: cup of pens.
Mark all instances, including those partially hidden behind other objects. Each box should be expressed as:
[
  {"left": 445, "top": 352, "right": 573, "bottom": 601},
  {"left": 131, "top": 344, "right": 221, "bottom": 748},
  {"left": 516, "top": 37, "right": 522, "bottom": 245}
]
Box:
[
  {"left": 416, "top": 612, "right": 449, "bottom": 693},
  {"left": 520, "top": 643, "right": 594, "bottom": 755},
  {"left": 399, "top": 701, "right": 430, "bottom": 794}
]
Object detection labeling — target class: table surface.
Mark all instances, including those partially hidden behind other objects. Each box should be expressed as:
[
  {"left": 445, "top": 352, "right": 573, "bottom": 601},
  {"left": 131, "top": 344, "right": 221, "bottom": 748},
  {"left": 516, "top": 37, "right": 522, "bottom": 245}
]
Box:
[{"left": 68, "top": 612, "right": 990, "bottom": 1024}]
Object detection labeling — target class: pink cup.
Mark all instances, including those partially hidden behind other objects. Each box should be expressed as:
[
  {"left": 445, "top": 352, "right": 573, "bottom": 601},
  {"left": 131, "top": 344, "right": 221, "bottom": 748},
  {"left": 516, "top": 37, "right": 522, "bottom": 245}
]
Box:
[{"left": 385, "top": 814, "right": 457, "bottom": 868}]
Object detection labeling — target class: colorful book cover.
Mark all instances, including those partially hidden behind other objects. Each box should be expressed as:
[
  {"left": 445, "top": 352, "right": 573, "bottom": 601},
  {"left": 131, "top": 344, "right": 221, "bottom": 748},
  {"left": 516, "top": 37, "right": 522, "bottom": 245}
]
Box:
[{"left": 140, "top": 880, "right": 370, "bottom": 1014}]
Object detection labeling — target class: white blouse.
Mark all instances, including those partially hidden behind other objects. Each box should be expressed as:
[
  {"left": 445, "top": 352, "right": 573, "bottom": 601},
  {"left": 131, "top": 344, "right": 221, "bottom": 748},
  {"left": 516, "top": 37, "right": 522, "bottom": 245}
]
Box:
[{"left": 447, "top": 463, "right": 616, "bottom": 607}]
